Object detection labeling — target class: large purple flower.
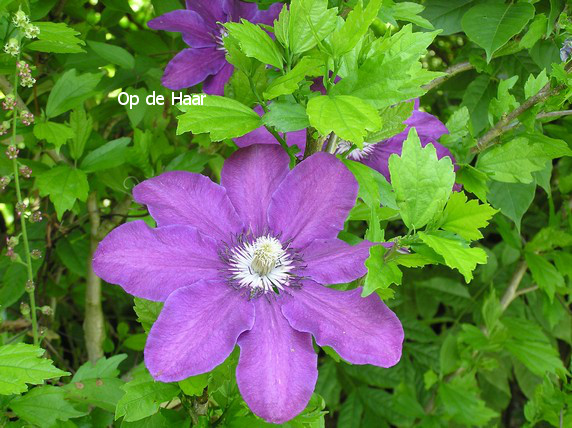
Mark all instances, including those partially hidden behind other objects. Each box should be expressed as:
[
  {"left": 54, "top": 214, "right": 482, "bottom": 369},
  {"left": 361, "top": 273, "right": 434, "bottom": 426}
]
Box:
[
  {"left": 148, "top": 0, "right": 280, "bottom": 94},
  {"left": 93, "top": 145, "right": 403, "bottom": 423}
]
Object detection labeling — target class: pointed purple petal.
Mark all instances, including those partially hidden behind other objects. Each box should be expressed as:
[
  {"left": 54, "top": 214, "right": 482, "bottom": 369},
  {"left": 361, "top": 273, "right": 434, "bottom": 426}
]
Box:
[
  {"left": 281, "top": 282, "right": 404, "bottom": 367},
  {"left": 145, "top": 281, "right": 254, "bottom": 381},
  {"left": 185, "top": 0, "right": 226, "bottom": 24},
  {"left": 133, "top": 171, "right": 243, "bottom": 241},
  {"left": 202, "top": 62, "right": 234, "bottom": 95},
  {"left": 238, "top": 2, "right": 282, "bottom": 26},
  {"left": 221, "top": 145, "right": 290, "bottom": 236},
  {"left": 268, "top": 153, "right": 358, "bottom": 248},
  {"left": 236, "top": 298, "right": 317, "bottom": 424},
  {"left": 147, "top": 10, "right": 215, "bottom": 48},
  {"left": 303, "top": 239, "right": 373, "bottom": 284},
  {"left": 405, "top": 110, "right": 449, "bottom": 143},
  {"left": 161, "top": 48, "right": 226, "bottom": 90},
  {"left": 93, "top": 221, "right": 222, "bottom": 301}
]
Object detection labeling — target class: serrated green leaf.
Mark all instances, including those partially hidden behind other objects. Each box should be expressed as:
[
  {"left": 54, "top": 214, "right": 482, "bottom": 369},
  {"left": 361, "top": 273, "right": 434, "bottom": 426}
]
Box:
[
  {"left": 365, "top": 102, "right": 413, "bottom": 143},
  {"left": 389, "top": 129, "right": 455, "bottom": 230},
  {"left": 306, "top": 95, "right": 381, "bottom": 144},
  {"left": 418, "top": 231, "right": 487, "bottom": 282},
  {"left": 288, "top": 0, "right": 338, "bottom": 54},
  {"left": 115, "top": 368, "right": 180, "bottom": 422},
  {"left": 438, "top": 191, "right": 498, "bottom": 241},
  {"left": 438, "top": 376, "right": 498, "bottom": 426},
  {"left": 133, "top": 298, "right": 163, "bottom": 333},
  {"left": 68, "top": 109, "right": 92, "bottom": 161},
  {"left": 72, "top": 354, "right": 128, "bottom": 382},
  {"left": 524, "top": 252, "right": 565, "bottom": 301},
  {"left": 487, "top": 181, "right": 536, "bottom": 231},
  {"left": 461, "top": 2, "right": 535, "bottom": 62},
  {"left": 178, "top": 373, "right": 208, "bottom": 397},
  {"left": 33, "top": 121, "right": 75, "bottom": 150},
  {"left": 10, "top": 385, "right": 86, "bottom": 426},
  {"left": 224, "top": 20, "right": 283, "bottom": 68},
  {"left": 36, "top": 165, "right": 89, "bottom": 220},
  {"left": 176, "top": 96, "right": 262, "bottom": 141},
  {"left": 27, "top": 22, "right": 86, "bottom": 53},
  {"left": 262, "top": 101, "right": 309, "bottom": 132},
  {"left": 263, "top": 56, "right": 322, "bottom": 99},
  {"left": 0, "top": 343, "right": 69, "bottom": 395},
  {"left": 363, "top": 246, "right": 402, "bottom": 297},
  {"left": 343, "top": 159, "right": 397, "bottom": 209}
]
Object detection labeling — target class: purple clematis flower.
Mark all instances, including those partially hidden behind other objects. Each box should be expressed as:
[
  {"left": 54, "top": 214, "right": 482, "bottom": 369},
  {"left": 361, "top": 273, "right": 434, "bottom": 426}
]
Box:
[
  {"left": 93, "top": 145, "right": 403, "bottom": 423},
  {"left": 148, "top": 0, "right": 280, "bottom": 94}
]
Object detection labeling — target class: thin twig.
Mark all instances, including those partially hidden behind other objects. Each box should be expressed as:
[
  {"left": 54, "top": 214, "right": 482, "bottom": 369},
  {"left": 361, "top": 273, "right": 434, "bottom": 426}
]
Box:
[
  {"left": 500, "top": 261, "right": 528, "bottom": 311},
  {"left": 422, "top": 61, "right": 474, "bottom": 92},
  {"left": 537, "top": 109, "right": 572, "bottom": 119}
]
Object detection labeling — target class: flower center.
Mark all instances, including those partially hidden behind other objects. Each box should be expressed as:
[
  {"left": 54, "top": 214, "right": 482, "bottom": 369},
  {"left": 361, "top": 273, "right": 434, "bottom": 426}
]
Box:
[
  {"left": 336, "top": 140, "right": 377, "bottom": 161},
  {"left": 224, "top": 235, "right": 300, "bottom": 296},
  {"left": 215, "top": 27, "right": 228, "bottom": 52}
]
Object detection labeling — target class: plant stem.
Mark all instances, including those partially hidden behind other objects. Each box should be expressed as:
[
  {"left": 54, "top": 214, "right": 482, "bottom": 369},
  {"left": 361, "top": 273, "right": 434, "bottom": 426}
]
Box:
[
  {"left": 10, "top": 52, "right": 39, "bottom": 346},
  {"left": 303, "top": 130, "right": 328, "bottom": 159},
  {"left": 325, "top": 133, "right": 339, "bottom": 154},
  {"left": 500, "top": 261, "right": 529, "bottom": 311},
  {"left": 422, "top": 61, "right": 473, "bottom": 91}
]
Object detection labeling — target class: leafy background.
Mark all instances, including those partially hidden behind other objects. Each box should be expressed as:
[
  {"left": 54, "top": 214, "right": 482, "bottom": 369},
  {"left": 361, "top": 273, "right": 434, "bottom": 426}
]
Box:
[{"left": 0, "top": 0, "right": 571, "bottom": 426}]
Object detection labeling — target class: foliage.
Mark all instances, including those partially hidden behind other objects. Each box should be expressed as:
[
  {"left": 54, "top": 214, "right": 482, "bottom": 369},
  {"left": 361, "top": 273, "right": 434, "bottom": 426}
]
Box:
[{"left": 0, "top": 0, "right": 571, "bottom": 426}]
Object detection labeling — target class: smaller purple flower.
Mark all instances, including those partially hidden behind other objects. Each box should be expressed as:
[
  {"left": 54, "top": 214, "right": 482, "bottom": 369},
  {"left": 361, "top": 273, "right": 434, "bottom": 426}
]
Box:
[
  {"left": 148, "top": 0, "right": 280, "bottom": 95},
  {"left": 93, "top": 145, "right": 403, "bottom": 423}
]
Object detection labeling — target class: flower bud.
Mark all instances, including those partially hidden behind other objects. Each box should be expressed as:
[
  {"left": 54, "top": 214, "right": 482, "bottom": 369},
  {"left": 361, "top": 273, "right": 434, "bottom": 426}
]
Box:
[
  {"left": 40, "top": 306, "right": 53, "bottom": 316},
  {"left": 7, "top": 236, "right": 19, "bottom": 248},
  {"left": 30, "top": 211, "right": 43, "bottom": 223},
  {"left": 23, "top": 24, "right": 40, "bottom": 39},
  {"left": 2, "top": 95, "right": 16, "bottom": 110},
  {"left": 21, "top": 111, "right": 34, "bottom": 126},
  {"left": 4, "top": 38, "right": 19, "bottom": 56},
  {"left": 561, "top": 39, "right": 572, "bottom": 62},
  {"left": 12, "top": 10, "right": 29, "bottom": 28},
  {"left": 25, "top": 280, "right": 35, "bottom": 292},
  {"left": 5, "top": 145, "right": 19, "bottom": 160},
  {"left": 20, "top": 75, "right": 36, "bottom": 88},
  {"left": 30, "top": 249, "right": 42, "bottom": 259},
  {"left": 39, "top": 326, "right": 47, "bottom": 336},
  {"left": 15, "top": 201, "right": 27, "bottom": 216},
  {"left": 0, "top": 176, "right": 10, "bottom": 190},
  {"left": 19, "top": 165, "right": 32, "bottom": 178},
  {"left": 20, "top": 302, "right": 30, "bottom": 316}
]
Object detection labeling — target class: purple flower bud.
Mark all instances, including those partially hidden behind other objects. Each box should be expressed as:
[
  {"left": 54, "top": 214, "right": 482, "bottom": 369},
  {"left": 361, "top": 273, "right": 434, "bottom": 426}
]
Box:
[
  {"left": 0, "top": 176, "right": 10, "bottom": 190},
  {"left": 21, "top": 111, "right": 34, "bottom": 126},
  {"left": 5, "top": 145, "right": 19, "bottom": 159},
  {"left": 561, "top": 39, "right": 572, "bottom": 62},
  {"left": 30, "top": 211, "right": 43, "bottom": 223},
  {"left": 15, "top": 201, "right": 27, "bottom": 217},
  {"left": 2, "top": 95, "right": 16, "bottom": 110},
  {"left": 19, "top": 165, "right": 32, "bottom": 178}
]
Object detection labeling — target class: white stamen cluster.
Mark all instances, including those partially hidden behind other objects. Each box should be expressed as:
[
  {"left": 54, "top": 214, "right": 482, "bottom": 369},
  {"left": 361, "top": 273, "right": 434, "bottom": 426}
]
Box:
[
  {"left": 228, "top": 235, "right": 294, "bottom": 294},
  {"left": 336, "top": 140, "right": 377, "bottom": 161},
  {"left": 215, "top": 27, "right": 229, "bottom": 52}
]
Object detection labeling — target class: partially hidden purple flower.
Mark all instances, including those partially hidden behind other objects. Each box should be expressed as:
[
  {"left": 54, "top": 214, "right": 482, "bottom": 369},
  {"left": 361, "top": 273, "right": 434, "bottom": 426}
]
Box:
[
  {"left": 235, "top": 106, "right": 307, "bottom": 154},
  {"left": 93, "top": 145, "right": 403, "bottom": 423},
  {"left": 148, "top": 0, "right": 280, "bottom": 94}
]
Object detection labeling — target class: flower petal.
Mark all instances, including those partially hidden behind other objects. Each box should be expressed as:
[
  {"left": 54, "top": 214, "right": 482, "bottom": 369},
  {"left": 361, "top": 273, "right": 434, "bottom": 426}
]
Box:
[
  {"left": 202, "top": 62, "right": 234, "bottom": 95},
  {"left": 236, "top": 298, "right": 317, "bottom": 424},
  {"left": 238, "top": 2, "right": 282, "bottom": 26},
  {"left": 93, "top": 221, "right": 222, "bottom": 301},
  {"left": 268, "top": 152, "right": 358, "bottom": 248},
  {"left": 161, "top": 47, "right": 226, "bottom": 90},
  {"left": 405, "top": 110, "right": 449, "bottom": 143},
  {"left": 147, "top": 10, "right": 215, "bottom": 48},
  {"left": 281, "top": 282, "right": 404, "bottom": 367},
  {"left": 133, "top": 171, "right": 243, "bottom": 241},
  {"left": 145, "top": 281, "right": 254, "bottom": 381},
  {"left": 303, "top": 239, "right": 373, "bottom": 284},
  {"left": 185, "top": 0, "right": 226, "bottom": 26},
  {"left": 221, "top": 145, "right": 290, "bottom": 236}
]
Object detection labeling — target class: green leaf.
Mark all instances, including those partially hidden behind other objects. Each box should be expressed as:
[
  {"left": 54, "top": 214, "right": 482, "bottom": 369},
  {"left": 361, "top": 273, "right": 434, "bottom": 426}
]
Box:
[
  {"left": 329, "top": 0, "right": 383, "bottom": 57},
  {"left": 133, "top": 298, "right": 163, "bottom": 333},
  {"left": 115, "top": 368, "right": 180, "bottom": 422},
  {"left": 520, "top": 13, "right": 548, "bottom": 49},
  {"left": 461, "top": 2, "right": 535, "bottom": 62},
  {"left": 80, "top": 137, "right": 131, "bottom": 172},
  {"left": 526, "top": 227, "right": 572, "bottom": 253},
  {"left": 306, "top": 95, "right": 381, "bottom": 144},
  {"left": 337, "top": 392, "right": 364, "bottom": 428},
  {"left": 46, "top": 69, "right": 102, "bottom": 118},
  {"left": 331, "top": 25, "right": 441, "bottom": 109},
  {"left": 178, "top": 373, "right": 209, "bottom": 396},
  {"left": 438, "top": 191, "right": 498, "bottom": 241},
  {"left": 288, "top": 0, "right": 338, "bottom": 54},
  {"left": 87, "top": 40, "right": 135, "bottom": 69},
  {"left": 438, "top": 376, "right": 498, "bottom": 426},
  {"left": 365, "top": 102, "right": 413, "bottom": 143},
  {"left": 72, "top": 354, "right": 128, "bottom": 382},
  {"left": 224, "top": 20, "right": 283, "bottom": 68},
  {"left": 263, "top": 57, "right": 322, "bottom": 99},
  {"left": 456, "top": 165, "right": 489, "bottom": 202},
  {"left": 262, "top": 101, "right": 309, "bottom": 132},
  {"left": 33, "top": 121, "right": 75, "bottom": 150},
  {"left": 343, "top": 159, "right": 397, "bottom": 209},
  {"left": 176, "top": 96, "right": 262, "bottom": 141},
  {"left": 363, "top": 246, "right": 402, "bottom": 297},
  {"left": 476, "top": 138, "right": 548, "bottom": 183},
  {"left": 36, "top": 165, "right": 89, "bottom": 220},
  {"left": 0, "top": 343, "right": 69, "bottom": 395},
  {"left": 68, "top": 109, "right": 92, "bottom": 160},
  {"left": 418, "top": 231, "right": 488, "bottom": 282},
  {"left": 10, "top": 386, "right": 86, "bottom": 426},
  {"left": 487, "top": 181, "right": 536, "bottom": 231},
  {"left": 524, "top": 252, "right": 565, "bottom": 301},
  {"left": 524, "top": 70, "right": 549, "bottom": 99},
  {"left": 388, "top": 129, "right": 455, "bottom": 230},
  {"left": 421, "top": 0, "right": 478, "bottom": 35},
  {"left": 26, "top": 22, "right": 86, "bottom": 53}
]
